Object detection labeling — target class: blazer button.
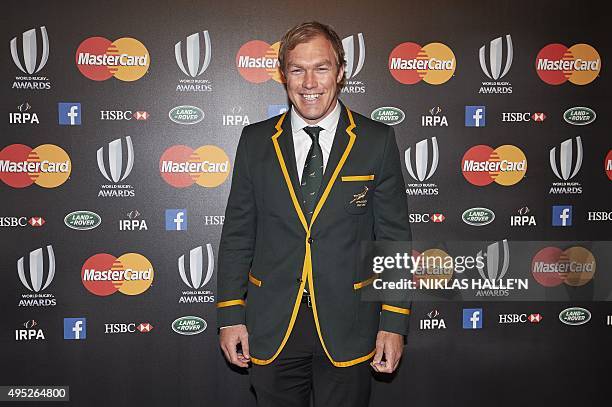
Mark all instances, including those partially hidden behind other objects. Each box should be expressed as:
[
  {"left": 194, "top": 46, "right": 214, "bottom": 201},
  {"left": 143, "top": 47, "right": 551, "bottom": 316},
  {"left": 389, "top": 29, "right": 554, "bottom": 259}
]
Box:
[{"left": 307, "top": 237, "right": 313, "bottom": 244}]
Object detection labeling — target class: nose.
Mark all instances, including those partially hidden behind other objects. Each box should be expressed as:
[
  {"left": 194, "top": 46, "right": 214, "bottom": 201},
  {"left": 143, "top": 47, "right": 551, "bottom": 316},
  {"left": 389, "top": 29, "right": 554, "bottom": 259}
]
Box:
[{"left": 302, "top": 69, "right": 317, "bottom": 89}]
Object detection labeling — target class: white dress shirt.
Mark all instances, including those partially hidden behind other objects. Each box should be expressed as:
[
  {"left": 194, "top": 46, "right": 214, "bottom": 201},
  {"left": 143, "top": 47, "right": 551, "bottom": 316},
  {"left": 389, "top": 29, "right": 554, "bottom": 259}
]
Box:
[{"left": 291, "top": 101, "right": 341, "bottom": 182}]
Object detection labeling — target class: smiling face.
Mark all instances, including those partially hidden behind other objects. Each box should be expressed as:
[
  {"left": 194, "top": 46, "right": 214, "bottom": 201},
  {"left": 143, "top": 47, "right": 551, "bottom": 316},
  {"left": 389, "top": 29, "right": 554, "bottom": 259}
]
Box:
[{"left": 283, "top": 35, "right": 344, "bottom": 125}]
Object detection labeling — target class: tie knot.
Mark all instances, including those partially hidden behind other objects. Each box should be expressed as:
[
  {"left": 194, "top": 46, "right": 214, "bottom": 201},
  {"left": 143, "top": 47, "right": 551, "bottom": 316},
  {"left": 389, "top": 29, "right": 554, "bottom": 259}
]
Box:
[{"left": 303, "top": 126, "right": 323, "bottom": 141}]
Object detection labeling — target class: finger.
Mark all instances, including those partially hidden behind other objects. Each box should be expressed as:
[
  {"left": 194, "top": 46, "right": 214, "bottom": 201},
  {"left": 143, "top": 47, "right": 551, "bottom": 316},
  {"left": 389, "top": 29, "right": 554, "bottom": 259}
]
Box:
[
  {"left": 240, "top": 332, "right": 251, "bottom": 360},
  {"left": 372, "top": 340, "right": 384, "bottom": 365}
]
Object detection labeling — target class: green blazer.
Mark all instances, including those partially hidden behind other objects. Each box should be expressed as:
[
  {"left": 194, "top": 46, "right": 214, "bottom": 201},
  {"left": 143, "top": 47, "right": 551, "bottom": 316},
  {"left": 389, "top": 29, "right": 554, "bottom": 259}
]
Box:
[{"left": 217, "top": 102, "right": 412, "bottom": 367}]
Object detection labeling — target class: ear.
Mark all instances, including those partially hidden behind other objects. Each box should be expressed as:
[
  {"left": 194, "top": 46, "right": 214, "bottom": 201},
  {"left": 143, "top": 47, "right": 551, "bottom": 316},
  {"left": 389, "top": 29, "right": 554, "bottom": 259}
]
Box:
[{"left": 336, "top": 64, "right": 344, "bottom": 84}]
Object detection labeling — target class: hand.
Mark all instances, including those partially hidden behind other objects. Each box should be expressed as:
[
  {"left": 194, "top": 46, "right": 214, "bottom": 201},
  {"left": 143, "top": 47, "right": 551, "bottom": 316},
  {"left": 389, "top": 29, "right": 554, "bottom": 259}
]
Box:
[
  {"left": 370, "top": 330, "right": 404, "bottom": 373},
  {"left": 219, "top": 324, "right": 250, "bottom": 367}
]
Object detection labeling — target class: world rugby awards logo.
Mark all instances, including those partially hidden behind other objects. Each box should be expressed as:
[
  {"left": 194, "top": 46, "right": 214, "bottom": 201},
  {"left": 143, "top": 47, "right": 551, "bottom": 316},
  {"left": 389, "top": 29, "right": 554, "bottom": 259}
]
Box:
[
  {"left": 405, "top": 137, "right": 439, "bottom": 196},
  {"left": 17, "top": 245, "right": 57, "bottom": 306},
  {"left": 549, "top": 137, "right": 582, "bottom": 194},
  {"left": 479, "top": 35, "right": 513, "bottom": 94},
  {"left": 11, "top": 26, "right": 51, "bottom": 90},
  {"left": 175, "top": 30, "right": 213, "bottom": 92},
  {"left": 97, "top": 136, "right": 135, "bottom": 197},
  {"left": 475, "top": 239, "right": 512, "bottom": 297},
  {"left": 178, "top": 244, "right": 215, "bottom": 304},
  {"left": 341, "top": 33, "right": 366, "bottom": 94}
]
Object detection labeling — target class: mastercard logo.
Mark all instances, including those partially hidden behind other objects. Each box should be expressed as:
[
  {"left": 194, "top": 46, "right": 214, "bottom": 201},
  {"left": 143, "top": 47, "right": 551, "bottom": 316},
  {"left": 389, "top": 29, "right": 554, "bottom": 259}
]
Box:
[
  {"left": 462, "top": 145, "right": 527, "bottom": 186},
  {"left": 236, "top": 40, "right": 283, "bottom": 83},
  {"left": 411, "top": 248, "right": 454, "bottom": 283},
  {"left": 76, "top": 37, "right": 150, "bottom": 82},
  {"left": 82, "top": 253, "right": 154, "bottom": 296},
  {"left": 159, "top": 145, "right": 230, "bottom": 188},
  {"left": 389, "top": 42, "right": 456, "bottom": 85},
  {"left": 605, "top": 150, "right": 612, "bottom": 181},
  {"left": 535, "top": 43, "right": 600, "bottom": 85},
  {"left": 0, "top": 144, "right": 71, "bottom": 188},
  {"left": 531, "top": 246, "right": 595, "bottom": 287}
]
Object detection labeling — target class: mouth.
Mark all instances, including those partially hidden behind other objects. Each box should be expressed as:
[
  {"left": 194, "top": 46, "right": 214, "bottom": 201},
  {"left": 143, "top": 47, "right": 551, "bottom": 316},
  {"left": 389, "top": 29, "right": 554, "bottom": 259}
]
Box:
[{"left": 301, "top": 93, "right": 322, "bottom": 102}]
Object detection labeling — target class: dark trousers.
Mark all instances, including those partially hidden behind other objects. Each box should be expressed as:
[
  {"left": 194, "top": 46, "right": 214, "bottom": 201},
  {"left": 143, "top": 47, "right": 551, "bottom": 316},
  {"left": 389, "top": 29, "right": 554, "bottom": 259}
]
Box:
[{"left": 250, "top": 302, "right": 372, "bottom": 407}]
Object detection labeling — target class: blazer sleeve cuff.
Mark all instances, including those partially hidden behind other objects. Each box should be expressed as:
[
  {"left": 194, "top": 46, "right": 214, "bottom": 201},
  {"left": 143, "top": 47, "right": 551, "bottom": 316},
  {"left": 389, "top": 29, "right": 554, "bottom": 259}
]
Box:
[
  {"left": 379, "top": 304, "right": 411, "bottom": 336},
  {"left": 217, "top": 299, "right": 246, "bottom": 327}
]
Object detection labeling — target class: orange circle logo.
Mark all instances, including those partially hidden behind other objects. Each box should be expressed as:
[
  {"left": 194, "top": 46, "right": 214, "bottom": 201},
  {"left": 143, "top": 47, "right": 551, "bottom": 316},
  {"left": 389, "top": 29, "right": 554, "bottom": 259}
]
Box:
[
  {"left": 82, "top": 252, "right": 154, "bottom": 296},
  {"left": 0, "top": 144, "right": 71, "bottom": 188},
  {"left": 76, "top": 37, "right": 150, "bottom": 82},
  {"left": 389, "top": 42, "right": 455, "bottom": 85},
  {"left": 159, "top": 145, "right": 230, "bottom": 188},
  {"left": 462, "top": 145, "right": 527, "bottom": 186},
  {"left": 236, "top": 40, "right": 283, "bottom": 83},
  {"left": 531, "top": 246, "right": 596, "bottom": 287},
  {"left": 535, "top": 43, "right": 600, "bottom": 85}
]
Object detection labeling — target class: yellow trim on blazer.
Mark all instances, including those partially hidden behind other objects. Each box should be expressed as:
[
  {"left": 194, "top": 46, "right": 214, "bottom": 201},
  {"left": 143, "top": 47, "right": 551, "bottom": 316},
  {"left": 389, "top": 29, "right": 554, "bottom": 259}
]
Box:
[
  {"left": 248, "top": 272, "right": 262, "bottom": 287},
  {"left": 353, "top": 275, "right": 376, "bottom": 290},
  {"left": 253, "top": 106, "right": 376, "bottom": 367},
  {"left": 341, "top": 175, "right": 375, "bottom": 182},
  {"left": 381, "top": 304, "right": 411, "bottom": 315},
  {"left": 216, "top": 299, "right": 246, "bottom": 308}
]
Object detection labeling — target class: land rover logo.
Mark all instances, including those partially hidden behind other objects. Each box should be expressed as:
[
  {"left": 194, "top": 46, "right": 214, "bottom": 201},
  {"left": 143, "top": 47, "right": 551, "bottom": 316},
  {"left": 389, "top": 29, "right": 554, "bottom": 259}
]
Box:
[
  {"left": 371, "top": 107, "right": 405, "bottom": 126},
  {"left": 462, "top": 207, "right": 495, "bottom": 226},
  {"left": 172, "top": 316, "right": 207, "bottom": 335},
  {"left": 64, "top": 211, "right": 101, "bottom": 230},
  {"left": 559, "top": 307, "right": 591, "bottom": 326},
  {"left": 169, "top": 106, "right": 204, "bottom": 125},
  {"left": 563, "top": 107, "right": 596, "bottom": 126}
]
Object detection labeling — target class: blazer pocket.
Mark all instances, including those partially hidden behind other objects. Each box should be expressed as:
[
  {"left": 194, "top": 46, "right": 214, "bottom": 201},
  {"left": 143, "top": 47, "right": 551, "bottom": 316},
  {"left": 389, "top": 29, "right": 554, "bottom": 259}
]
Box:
[
  {"left": 248, "top": 272, "right": 262, "bottom": 287},
  {"left": 343, "top": 179, "right": 374, "bottom": 215},
  {"left": 353, "top": 275, "right": 376, "bottom": 290},
  {"left": 341, "top": 174, "right": 375, "bottom": 182}
]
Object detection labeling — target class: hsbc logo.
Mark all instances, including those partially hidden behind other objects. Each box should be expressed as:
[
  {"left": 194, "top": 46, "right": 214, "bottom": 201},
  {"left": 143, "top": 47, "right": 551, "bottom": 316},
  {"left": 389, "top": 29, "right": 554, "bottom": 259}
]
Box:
[
  {"left": 498, "top": 313, "right": 542, "bottom": 324},
  {"left": 104, "top": 322, "right": 153, "bottom": 334},
  {"left": 502, "top": 112, "right": 546, "bottom": 122},
  {"left": 409, "top": 213, "right": 445, "bottom": 223},
  {"left": 100, "top": 110, "right": 149, "bottom": 121},
  {"left": 1, "top": 216, "right": 45, "bottom": 228}
]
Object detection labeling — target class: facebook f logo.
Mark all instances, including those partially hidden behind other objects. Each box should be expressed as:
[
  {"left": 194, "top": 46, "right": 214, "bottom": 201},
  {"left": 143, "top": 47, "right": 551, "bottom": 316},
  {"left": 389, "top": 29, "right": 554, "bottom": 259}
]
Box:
[
  {"left": 552, "top": 205, "right": 573, "bottom": 226},
  {"left": 64, "top": 318, "right": 87, "bottom": 340},
  {"left": 465, "top": 106, "right": 486, "bottom": 127},
  {"left": 58, "top": 103, "right": 81, "bottom": 125},
  {"left": 166, "top": 209, "right": 187, "bottom": 231},
  {"left": 463, "top": 308, "right": 483, "bottom": 329}
]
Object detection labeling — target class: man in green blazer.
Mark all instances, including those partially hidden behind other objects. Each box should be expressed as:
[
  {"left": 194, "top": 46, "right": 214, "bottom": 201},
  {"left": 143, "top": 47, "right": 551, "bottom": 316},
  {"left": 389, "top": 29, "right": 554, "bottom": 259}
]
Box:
[{"left": 218, "top": 21, "right": 412, "bottom": 407}]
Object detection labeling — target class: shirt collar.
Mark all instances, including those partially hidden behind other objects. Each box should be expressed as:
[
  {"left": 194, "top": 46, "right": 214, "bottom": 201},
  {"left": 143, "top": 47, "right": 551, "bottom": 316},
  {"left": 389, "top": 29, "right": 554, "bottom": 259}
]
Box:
[{"left": 291, "top": 100, "right": 341, "bottom": 134}]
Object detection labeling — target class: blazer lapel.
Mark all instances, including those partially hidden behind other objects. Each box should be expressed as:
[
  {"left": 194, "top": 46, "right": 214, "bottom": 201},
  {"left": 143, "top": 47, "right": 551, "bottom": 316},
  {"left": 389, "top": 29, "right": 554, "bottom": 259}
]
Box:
[{"left": 320, "top": 104, "right": 350, "bottom": 193}]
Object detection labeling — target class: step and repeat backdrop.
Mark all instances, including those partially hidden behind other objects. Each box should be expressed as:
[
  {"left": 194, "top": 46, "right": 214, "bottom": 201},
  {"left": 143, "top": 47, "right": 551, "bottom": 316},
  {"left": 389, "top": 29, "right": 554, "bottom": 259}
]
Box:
[{"left": 1, "top": 0, "right": 610, "bottom": 406}]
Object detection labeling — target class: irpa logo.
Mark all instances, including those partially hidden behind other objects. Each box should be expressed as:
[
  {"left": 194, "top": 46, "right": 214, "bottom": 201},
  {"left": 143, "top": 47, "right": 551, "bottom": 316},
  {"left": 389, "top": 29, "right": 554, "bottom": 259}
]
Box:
[
  {"left": 10, "top": 26, "right": 49, "bottom": 74},
  {"left": 178, "top": 244, "right": 214, "bottom": 289},
  {"left": 405, "top": 137, "right": 439, "bottom": 182},
  {"left": 175, "top": 31, "right": 211, "bottom": 77},
  {"left": 97, "top": 136, "right": 134, "bottom": 183}
]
